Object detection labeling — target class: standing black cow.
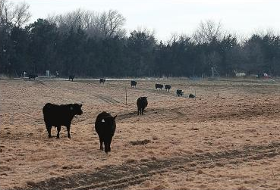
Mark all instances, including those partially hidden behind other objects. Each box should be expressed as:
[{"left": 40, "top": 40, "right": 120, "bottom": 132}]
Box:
[
  {"left": 176, "top": 89, "right": 184, "bottom": 97},
  {"left": 155, "top": 83, "right": 163, "bottom": 90},
  {"left": 69, "top": 75, "right": 75, "bottom": 81},
  {"left": 165, "top": 85, "right": 171, "bottom": 92},
  {"left": 131, "top": 80, "right": 137, "bottom": 88},
  {"left": 28, "top": 74, "right": 38, "bottom": 80},
  {"left": 100, "top": 78, "right": 106, "bottom": 84},
  {"left": 137, "top": 97, "right": 148, "bottom": 115},
  {"left": 95, "top": 112, "right": 117, "bottom": 153},
  {"left": 42, "top": 103, "right": 83, "bottom": 138}
]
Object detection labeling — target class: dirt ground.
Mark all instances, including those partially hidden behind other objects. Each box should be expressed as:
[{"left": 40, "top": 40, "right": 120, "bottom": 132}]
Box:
[{"left": 1, "top": 77, "right": 280, "bottom": 190}]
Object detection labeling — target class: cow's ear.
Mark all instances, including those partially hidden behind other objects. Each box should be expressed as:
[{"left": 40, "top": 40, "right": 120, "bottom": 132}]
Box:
[
  {"left": 114, "top": 115, "right": 117, "bottom": 120},
  {"left": 79, "top": 104, "right": 82, "bottom": 107}
]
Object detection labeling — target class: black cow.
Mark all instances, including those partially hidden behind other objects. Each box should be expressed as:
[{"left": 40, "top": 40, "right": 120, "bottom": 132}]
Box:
[
  {"left": 189, "top": 93, "right": 195, "bottom": 98},
  {"left": 100, "top": 78, "right": 106, "bottom": 84},
  {"left": 131, "top": 80, "right": 137, "bottom": 88},
  {"left": 28, "top": 74, "right": 38, "bottom": 80},
  {"left": 176, "top": 89, "right": 184, "bottom": 97},
  {"left": 42, "top": 103, "right": 83, "bottom": 138},
  {"left": 155, "top": 83, "right": 163, "bottom": 90},
  {"left": 165, "top": 85, "right": 171, "bottom": 92},
  {"left": 137, "top": 97, "right": 148, "bottom": 115},
  {"left": 69, "top": 75, "right": 75, "bottom": 81},
  {"left": 95, "top": 112, "right": 117, "bottom": 153}
]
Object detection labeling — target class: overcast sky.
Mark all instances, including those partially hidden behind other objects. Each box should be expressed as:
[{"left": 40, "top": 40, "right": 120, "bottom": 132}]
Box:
[{"left": 11, "top": 0, "right": 280, "bottom": 41}]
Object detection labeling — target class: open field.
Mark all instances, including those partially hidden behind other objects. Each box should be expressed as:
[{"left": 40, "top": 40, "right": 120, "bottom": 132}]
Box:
[{"left": 1, "top": 77, "right": 280, "bottom": 190}]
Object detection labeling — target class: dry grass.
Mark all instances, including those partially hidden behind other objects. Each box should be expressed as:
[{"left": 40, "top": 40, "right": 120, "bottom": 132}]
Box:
[{"left": 1, "top": 77, "right": 280, "bottom": 190}]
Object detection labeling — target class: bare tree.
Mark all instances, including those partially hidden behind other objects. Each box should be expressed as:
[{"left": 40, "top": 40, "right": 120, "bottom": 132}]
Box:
[
  {"left": 48, "top": 9, "right": 126, "bottom": 39},
  {"left": 0, "top": 0, "right": 31, "bottom": 26},
  {"left": 0, "top": 0, "right": 12, "bottom": 24},
  {"left": 167, "top": 33, "right": 189, "bottom": 45},
  {"left": 12, "top": 2, "right": 31, "bottom": 27},
  {"left": 84, "top": 9, "right": 126, "bottom": 38},
  {"left": 193, "top": 20, "right": 224, "bottom": 44},
  {"left": 106, "top": 10, "right": 126, "bottom": 37}
]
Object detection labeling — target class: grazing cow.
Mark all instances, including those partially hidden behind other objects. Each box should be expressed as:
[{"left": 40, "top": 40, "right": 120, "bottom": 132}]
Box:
[
  {"left": 189, "top": 93, "right": 195, "bottom": 98},
  {"left": 155, "top": 83, "right": 163, "bottom": 90},
  {"left": 100, "top": 78, "right": 106, "bottom": 84},
  {"left": 95, "top": 112, "right": 117, "bottom": 153},
  {"left": 69, "top": 75, "right": 75, "bottom": 81},
  {"left": 42, "top": 103, "right": 83, "bottom": 138},
  {"left": 176, "top": 89, "right": 184, "bottom": 97},
  {"left": 137, "top": 97, "right": 148, "bottom": 115},
  {"left": 131, "top": 80, "right": 137, "bottom": 88},
  {"left": 165, "top": 85, "right": 171, "bottom": 92},
  {"left": 28, "top": 74, "right": 38, "bottom": 80}
]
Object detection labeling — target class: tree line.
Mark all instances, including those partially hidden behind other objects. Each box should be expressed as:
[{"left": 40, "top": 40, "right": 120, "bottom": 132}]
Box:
[{"left": 1, "top": 0, "right": 280, "bottom": 78}]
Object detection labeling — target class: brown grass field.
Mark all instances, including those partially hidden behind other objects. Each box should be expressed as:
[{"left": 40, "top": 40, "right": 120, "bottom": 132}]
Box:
[{"left": 1, "top": 77, "right": 280, "bottom": 190}]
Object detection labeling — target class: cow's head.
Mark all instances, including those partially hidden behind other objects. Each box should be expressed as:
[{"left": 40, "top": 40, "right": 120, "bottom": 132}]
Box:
[{"left": 70, "top": 104, "right": 83, "bottom": 115}]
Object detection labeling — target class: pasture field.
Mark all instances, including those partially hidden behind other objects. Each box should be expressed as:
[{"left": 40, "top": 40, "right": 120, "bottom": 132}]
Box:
[{"left": 1, "top": 77, "right": 280, "bottom": 190}]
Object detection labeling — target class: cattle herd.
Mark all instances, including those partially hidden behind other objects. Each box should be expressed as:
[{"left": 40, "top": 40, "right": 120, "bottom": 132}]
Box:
[{"left": 41, "top": 78, "right": 194, "bottom": 153}]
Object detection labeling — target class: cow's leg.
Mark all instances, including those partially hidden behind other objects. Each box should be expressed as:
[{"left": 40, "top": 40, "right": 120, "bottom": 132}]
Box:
[
  {"left": 105, "top": 143, "right": 110, "bottom": 153},
  {"left": 137, "top": 108, "right": 140, "bottom": 115},
  {"left": 66, "top": 125, "right": 71, "bottom": 138},
  {"left": 104, "top": 138, "right": 112, "bottom": 153},
  {"left": 56, "top": 126, "right": 61, "bottom": 138},
  {"left": 108, "top": 137, "right": 112, "bottom": 152},
  {"left": 46, "top": 125, "right": 52, "bottom": 138},
  {"left": 99, "top": 137, "right": 104, "bottom": 150}
]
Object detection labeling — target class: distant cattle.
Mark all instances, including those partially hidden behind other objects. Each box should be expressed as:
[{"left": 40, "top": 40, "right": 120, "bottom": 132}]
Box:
[
  {"left": 131, "top": 80, "right": 137, "bottom": 88},
  {"left": 155, "top": 83, "right": 163, "bottom": 90},
  {"left": 100, "top": 78, "right": 106, "bottom": 84},
  {"left": 189, "top": 93, "right": 195, "bottom": 98},
  {"left": 137, "top": 97, "right": 148, "bottom": 115},
  {"left": 42, "top": 103, "right": 83, "bottom": 138},
  {"left": 176, "top": 89, "right": 184, "bottom": 97},
  {"left": 95, "top": 111, "right": 117, "bottom": 153},
  {"left": 69, "top": 75, "right": 75, "bottom": 81},
  {"left": 28, "top": 74, "right": 38, "bottom": 80},
  {"left": 165, "top": 85, "right": 171, "bottom": 92}
]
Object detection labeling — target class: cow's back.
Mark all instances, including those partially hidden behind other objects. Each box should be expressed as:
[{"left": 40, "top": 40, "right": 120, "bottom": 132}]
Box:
[
  {"left": 137, "top": 97, "right": 148, "bottom": 108},
  {"left": 95, "top": 112, "right": 116, "bottom": 136},
  {"left": 43, "top": 103, "right": 73, "bottom": 125},
  {"left": 43, "top": 103, "right": 60, "bottom": 123}
]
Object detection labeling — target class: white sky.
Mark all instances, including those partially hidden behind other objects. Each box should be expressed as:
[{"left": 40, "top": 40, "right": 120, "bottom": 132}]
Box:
[{"left": 11, "top": 0, "right": 280, "bottom": 41}]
